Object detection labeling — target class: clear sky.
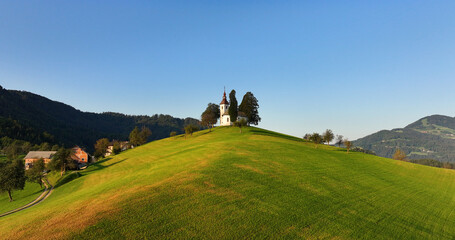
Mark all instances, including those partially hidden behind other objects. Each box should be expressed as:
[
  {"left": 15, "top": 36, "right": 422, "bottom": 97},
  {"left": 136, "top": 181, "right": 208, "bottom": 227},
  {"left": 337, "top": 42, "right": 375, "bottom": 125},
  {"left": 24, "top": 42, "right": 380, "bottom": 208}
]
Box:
[{"left": 1, "top": 1, "right": 455, "bottom": 140}]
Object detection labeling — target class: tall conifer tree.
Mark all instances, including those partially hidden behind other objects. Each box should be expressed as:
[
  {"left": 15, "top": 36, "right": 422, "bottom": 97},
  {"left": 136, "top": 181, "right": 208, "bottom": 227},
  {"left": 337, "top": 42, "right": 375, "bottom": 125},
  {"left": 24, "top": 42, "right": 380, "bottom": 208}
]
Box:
[{"left": 228, "top": 90, "right": 238, "bottom": 123}]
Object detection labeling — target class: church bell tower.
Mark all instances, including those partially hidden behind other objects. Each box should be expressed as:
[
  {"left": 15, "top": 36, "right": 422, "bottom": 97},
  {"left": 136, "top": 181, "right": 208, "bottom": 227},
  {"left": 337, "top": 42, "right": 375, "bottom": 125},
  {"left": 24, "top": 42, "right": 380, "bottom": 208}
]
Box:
[{"left": 220, "top": 89, "right": 230, "bottom": 125}]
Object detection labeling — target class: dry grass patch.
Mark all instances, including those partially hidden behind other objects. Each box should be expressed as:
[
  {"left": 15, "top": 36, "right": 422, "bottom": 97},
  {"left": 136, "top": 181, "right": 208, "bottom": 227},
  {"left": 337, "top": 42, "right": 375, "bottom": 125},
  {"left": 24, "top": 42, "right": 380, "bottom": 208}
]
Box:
[{"left": 3, "top": 186, "right": 139, "bottom": 240}]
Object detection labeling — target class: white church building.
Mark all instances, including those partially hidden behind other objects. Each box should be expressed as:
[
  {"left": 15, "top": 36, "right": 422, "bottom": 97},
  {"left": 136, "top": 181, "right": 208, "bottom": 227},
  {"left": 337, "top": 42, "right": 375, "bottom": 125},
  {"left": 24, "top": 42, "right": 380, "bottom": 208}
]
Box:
[{"left": 219, "top": 90, "right": 247, "bottom": 126}]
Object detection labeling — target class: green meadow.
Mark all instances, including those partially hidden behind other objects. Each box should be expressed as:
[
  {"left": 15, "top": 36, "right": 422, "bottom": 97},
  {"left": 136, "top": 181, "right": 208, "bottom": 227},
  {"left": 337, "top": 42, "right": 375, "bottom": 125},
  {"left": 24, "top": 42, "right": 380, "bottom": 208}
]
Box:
[
  {"left": 0, "top": 182, "right": 42, "bottom": 214},
  {"left": 1, "top": 127, "right": 455, "bottom": 239},
  {"left": 0, "top": 169, "right": 62, "bottom": 214}
]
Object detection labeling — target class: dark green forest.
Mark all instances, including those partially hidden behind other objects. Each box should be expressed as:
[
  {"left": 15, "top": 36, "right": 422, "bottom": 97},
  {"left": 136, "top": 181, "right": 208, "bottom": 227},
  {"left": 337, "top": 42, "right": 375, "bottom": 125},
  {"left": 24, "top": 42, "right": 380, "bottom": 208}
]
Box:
[{"left": 0, "top": 86, "right": 201, "bottom": 154}]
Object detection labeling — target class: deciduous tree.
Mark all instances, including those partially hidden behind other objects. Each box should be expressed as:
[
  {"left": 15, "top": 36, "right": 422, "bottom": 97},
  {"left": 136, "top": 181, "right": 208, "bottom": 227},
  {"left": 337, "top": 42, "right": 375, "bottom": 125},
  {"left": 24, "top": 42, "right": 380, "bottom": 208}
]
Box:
[
  {"left": 303, "top": 134, "right": 311, "bottom": 141},
  {"left": 309, "top": 133, "right": 323, "bottom": 148},
  {"left": 112, "top": 140, "right": 122, "bottom": 155},
  {"left": 138, "top": 126, "right": 152, "bottom": 145},
  {"left": 0, "top": 159, "right": 26, "bottom": 201},
  {"left": 94, "top": 138, "right": 110, "bottom": 158},
  {"left": 239, "top": 92, "right": 261, "bottom": 125},
  {"left": 393, "top": 148, "right": 407, "bottom": 161},
  {"left": 335, "top": 135, "right": 344, "bottom": 147},
  {"left": 201, "top": 103, "right": 220, "bottom": 132},
  {"left": 184, "top": 124, "right": 199, "bottom": 137},
  {"left": 344, "top": 139, "right": 352, "bottom": 153},
  {"left": 129, "top": 127, "right": 140, "bottom": 146},
  {"left": 5, "top": 142, "right": 20, "bottom": 160},
  {"left": 322, "top": 129, "right": 334, "bottom": 145},
  {"left": 26, "top": 158, "right": 46, "bottom": 188},
  {"left": 49, "top": 148, "right": 76, "bottom": 176}
]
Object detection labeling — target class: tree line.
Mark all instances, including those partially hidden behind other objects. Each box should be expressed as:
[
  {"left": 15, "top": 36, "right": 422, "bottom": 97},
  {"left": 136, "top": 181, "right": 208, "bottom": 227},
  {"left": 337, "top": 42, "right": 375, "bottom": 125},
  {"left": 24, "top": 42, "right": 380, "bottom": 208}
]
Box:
[
  {"left": 303, "top": 130, "right": 353, "bottom": 153},
  {"left": 94, "top": 126, "right": 152, "bottom": 158},
  {"left": 0, "top": 136, "right": 60, "bottom": 161}
]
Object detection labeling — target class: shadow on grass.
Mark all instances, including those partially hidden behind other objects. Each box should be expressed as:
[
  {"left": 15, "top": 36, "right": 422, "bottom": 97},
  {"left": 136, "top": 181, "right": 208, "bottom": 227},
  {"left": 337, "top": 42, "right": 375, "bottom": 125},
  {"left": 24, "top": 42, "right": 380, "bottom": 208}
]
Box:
[
  {"left": 249, "top": 128, "right": 304, "bottom": 142},
  {"left": 54, "top": 172, "right": 82, "bottom": 188},
  {"left": 82, "top": 158, "right": 126, "bottom": 174},
  {"left": 20, "top": 187, "right": 47, "bottom": 199},
  {"left": 53, "top": 158, "right": 127, "bottom": 189},
  {"left": 195, "top": 130, "right": 212, "bottom": 137}
]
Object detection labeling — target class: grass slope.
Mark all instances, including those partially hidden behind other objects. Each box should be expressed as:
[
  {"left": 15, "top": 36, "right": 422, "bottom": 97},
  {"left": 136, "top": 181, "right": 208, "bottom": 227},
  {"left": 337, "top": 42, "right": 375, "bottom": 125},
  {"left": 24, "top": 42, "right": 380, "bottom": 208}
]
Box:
[
  {"left": 0, "top": 182, "right": 43, "bottom": 213},
  {"left": 1, "top": 127, "right": 455, "bottom": 239},
  {"left": 0, "top": 169, "right": 63, "bottom": 214}
]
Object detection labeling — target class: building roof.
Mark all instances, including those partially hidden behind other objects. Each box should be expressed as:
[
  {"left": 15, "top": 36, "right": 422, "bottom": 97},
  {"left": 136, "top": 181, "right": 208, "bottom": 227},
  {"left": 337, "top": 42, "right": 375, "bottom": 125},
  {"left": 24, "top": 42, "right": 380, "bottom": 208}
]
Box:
[
  {"left": 220, "top": 91, "right": 229, "bottom": 105},
  {"left": 24, "top": 151, "right": 57, "bottom": 159},
  {"left": 238, "top": 111, "right": 247, "bottom": 117}
]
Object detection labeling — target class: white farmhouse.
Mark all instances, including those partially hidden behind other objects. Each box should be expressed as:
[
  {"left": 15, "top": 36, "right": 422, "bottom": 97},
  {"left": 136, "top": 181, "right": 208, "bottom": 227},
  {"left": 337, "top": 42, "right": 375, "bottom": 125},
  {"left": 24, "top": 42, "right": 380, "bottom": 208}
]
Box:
[{"left": 219, "top": 90, "right": 248, "bottom": 126}]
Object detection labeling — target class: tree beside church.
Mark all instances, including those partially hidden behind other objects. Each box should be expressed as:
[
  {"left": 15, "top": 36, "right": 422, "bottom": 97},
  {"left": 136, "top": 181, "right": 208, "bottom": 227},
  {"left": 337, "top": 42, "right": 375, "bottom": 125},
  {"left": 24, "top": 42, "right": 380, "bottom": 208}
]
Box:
[{"left": 219, "top": 90, "right": 250, "bottom": 126}]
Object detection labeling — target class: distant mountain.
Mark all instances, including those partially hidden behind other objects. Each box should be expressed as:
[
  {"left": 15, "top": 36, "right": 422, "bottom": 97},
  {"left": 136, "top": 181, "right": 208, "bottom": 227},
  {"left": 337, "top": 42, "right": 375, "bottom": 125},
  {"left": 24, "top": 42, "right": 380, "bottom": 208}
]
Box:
[
  {"left": 354, "top": 115, "right": 455, "bottom": 162},
  {"left": 0, "top": 85, "right": 201, "bottom": 152}
]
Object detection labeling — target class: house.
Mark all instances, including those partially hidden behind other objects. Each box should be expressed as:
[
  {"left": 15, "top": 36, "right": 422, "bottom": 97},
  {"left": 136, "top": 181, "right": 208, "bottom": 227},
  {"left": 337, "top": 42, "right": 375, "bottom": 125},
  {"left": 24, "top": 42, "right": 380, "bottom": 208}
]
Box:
[
  {"left": 71, "top": 146, "right": 89, "bottom": 164},
  {"left": 105, "top": 145, "right": 114, "bottom": 157},
  {"left": 24, "top": 151, "right": 57, "bottom": 170},
  {"left": 120, "top": 141, "right": 130, "bottom": 151},
  {"left": 105, "top": 141, "right": 130, "bottom": 157},
  {"left": 219, "top": 90, "right": 248, "bottom": 126}
]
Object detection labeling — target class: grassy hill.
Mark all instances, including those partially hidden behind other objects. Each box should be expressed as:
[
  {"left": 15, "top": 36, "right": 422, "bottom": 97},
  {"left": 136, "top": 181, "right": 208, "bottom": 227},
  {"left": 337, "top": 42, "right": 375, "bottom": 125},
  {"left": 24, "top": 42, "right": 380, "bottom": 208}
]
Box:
[
  {"left": 0, "top": 171, "right": 62, "bottom": 214},
  {"left": 1, "top": 127, "right": 455, "bottom": 239},
  {"left": 354, "top": 115, "right": 455, "bottom": 162},
  {"left": 0, "top": 182, "right": 42, "bottom": 213}
]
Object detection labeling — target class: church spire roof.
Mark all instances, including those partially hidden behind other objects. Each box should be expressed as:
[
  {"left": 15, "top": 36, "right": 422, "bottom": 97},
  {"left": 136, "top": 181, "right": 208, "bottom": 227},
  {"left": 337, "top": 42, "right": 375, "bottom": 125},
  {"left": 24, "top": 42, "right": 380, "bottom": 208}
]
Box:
[{"left": 220, "top": 90, "right": 229, "bottom": 105}]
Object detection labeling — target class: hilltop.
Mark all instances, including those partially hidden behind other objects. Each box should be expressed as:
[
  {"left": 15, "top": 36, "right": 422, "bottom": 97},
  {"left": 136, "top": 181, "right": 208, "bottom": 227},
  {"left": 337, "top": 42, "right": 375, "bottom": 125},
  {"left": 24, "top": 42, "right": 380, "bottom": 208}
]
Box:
[
  {"left": 354, "top": 115, "right": 455, "bottom": 162},
  {"left": 1, "top": 126, "right": 455, "bottom": 239},
  {"left": 0, "top": 86, "right": 200, "bottom": 151}
]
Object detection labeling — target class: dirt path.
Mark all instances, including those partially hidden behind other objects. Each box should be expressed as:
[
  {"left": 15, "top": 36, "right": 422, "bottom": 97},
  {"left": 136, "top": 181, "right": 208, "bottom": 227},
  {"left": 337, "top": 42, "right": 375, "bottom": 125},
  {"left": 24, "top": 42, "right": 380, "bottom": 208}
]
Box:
[{"left": 0, "top": 179, "right": 54, "bottom": 218}]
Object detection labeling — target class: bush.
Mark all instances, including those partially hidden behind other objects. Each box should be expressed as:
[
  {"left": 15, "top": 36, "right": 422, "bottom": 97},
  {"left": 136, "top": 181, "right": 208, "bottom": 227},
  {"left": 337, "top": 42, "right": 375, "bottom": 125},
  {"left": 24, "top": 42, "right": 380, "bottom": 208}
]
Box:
[{"left": 351, "top": 147, "right": 376, "bottom": 155}]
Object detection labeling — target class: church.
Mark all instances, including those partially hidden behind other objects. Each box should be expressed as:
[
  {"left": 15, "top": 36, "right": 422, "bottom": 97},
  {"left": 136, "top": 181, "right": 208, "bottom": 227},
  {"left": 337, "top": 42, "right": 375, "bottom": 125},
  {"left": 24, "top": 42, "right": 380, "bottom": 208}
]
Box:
[{"left": 219, "top": 90, "right": 247, "bottom": 126}]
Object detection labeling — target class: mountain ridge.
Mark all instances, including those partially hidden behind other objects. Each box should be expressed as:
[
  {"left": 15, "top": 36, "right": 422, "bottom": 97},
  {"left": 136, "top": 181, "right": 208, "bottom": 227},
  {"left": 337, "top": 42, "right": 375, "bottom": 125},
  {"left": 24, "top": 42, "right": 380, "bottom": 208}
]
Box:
[
  {"left": 0, "top": 86, "right": 201, "bottom": 152},
  {"left": 354, "top": 114, "right": 455, "bottom": 162}
]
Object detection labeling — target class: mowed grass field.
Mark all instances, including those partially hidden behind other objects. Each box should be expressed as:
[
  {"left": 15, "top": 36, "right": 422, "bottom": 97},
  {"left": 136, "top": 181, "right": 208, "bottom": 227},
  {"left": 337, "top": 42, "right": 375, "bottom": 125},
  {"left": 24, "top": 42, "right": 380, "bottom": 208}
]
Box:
[
  {"left": 0, "top": 167, "right": 63, "bottom": 214},
  {"left": 0, "top": 182, "right": 42, "bottom": 213},
  {"left": 0, "top": 155, "right": 46, "bottom": 214},
  {"left": 1, "top": 127, "right": 455, "bottom": 239}
]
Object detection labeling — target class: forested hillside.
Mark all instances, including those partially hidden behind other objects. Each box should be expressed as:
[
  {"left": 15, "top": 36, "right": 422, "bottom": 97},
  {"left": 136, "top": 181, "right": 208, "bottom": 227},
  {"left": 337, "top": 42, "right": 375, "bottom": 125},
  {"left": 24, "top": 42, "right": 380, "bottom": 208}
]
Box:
[
  {"left": 354, "top": 115, "right": 455, "bottom": 162},
  {"left": 0, "top": 86, "right": 200, "bottom": 152}
]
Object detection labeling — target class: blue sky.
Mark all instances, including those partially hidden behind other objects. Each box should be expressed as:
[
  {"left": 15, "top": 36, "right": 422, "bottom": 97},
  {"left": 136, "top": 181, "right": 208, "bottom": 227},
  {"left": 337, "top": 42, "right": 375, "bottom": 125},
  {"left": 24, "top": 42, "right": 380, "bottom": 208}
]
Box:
[{"left": 1, "top": 1, "right": 455, "bottom": 140}]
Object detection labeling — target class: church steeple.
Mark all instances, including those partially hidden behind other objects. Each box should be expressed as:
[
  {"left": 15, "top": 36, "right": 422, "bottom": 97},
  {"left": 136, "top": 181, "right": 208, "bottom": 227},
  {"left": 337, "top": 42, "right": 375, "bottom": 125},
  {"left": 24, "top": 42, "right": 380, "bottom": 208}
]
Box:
[{"left": 220, "top": 90, "right": 229, "bottom": 105}]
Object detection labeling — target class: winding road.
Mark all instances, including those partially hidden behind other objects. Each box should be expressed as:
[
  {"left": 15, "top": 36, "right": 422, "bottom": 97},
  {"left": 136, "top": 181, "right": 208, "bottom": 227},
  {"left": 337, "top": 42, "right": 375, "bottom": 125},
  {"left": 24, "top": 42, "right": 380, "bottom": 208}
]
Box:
[{"left": 0, "top": 179, "right": 54, "bottom": 218}]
